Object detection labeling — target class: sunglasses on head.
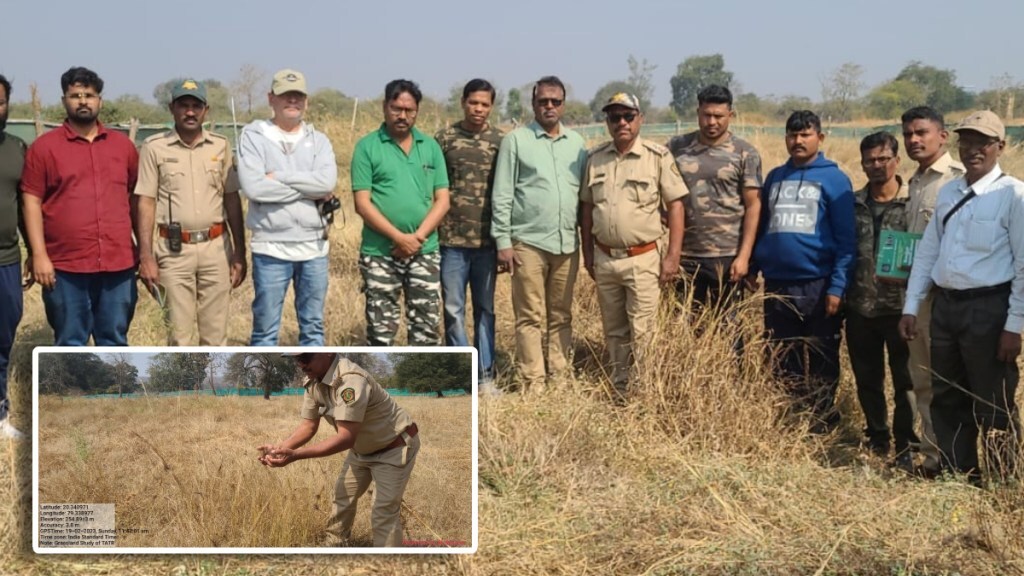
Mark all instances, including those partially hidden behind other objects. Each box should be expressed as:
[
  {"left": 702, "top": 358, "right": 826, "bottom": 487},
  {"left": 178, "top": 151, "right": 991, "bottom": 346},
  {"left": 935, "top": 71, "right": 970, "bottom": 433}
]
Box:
[{"left": 606, "top": 112, "right": 638, "bottom": 124}]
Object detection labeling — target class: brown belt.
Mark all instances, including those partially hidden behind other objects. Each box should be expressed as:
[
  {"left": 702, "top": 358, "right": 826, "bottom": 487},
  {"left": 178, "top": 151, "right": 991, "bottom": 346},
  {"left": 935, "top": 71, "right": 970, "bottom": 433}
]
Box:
[
  {"left": 158, "top": 222, "right": 225, "bottom": 244},
  {"left": 365, "top": 423, "right": 418, "bottom": 456},
  {"left": 596, "top": 240, "right": 658, "bottom": 258}
]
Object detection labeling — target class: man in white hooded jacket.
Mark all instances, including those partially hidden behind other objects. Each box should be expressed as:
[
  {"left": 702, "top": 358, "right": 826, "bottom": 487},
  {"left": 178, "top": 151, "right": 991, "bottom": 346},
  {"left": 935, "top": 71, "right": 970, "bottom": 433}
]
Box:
[{"left": 238, "top": 69, "right": 338, "bottom": 346}]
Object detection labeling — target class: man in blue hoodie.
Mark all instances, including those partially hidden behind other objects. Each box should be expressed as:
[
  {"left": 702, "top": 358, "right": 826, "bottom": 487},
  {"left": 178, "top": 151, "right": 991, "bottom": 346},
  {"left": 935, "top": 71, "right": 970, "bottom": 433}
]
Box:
[
  {"left": 753, "top": 110, "right": 856, "bottom": 432},
  {"left": 238, "top": 69, "right": 339, "bottom": 346}
]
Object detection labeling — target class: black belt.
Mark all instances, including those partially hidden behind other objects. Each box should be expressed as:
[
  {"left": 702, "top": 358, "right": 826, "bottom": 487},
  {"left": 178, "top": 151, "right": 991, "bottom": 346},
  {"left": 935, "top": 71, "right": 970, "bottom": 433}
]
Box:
[
  {"left": 936, "top": 282, "right": 1011, "bottom": 301},
  {"left": 363, "top": 423, "right": 418, "bottom": 457}
]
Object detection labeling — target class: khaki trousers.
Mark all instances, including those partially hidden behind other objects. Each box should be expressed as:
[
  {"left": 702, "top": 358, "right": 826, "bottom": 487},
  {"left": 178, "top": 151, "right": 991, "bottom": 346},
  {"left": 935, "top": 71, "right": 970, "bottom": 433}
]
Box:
[
  {"left": 511, "top": 243, "right": 579, "bottom": 388},
  {"left": 594, "top": 249, "right": 660, "bottom": 391},
  {"left": 327, "top": 434, "right": 420, "bottom": 547},
  {"left": 155, "top": 235, "right": 231, "bottom": 346},
  {"left": 907, "top": 292, "right": 940, "bottom": 469}
]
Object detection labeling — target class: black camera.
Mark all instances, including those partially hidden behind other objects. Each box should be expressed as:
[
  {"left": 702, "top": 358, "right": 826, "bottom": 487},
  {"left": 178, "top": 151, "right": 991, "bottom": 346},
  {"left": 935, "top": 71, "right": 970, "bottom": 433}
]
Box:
[
  {"left": 167, "top": 222, "right": 183, "bottom": 253},
  {"left": 319, "top": 196, "right": 341, "bottom": 225}
]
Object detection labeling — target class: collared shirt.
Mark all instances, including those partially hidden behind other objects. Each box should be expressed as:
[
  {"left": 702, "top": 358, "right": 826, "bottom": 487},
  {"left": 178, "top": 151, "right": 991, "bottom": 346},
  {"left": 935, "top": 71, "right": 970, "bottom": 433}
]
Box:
[
  {"left": 299, "top": 355, "right": 414, "bottom": 455},
  {"left": 906, "top": 152, "right": 964, "bottom": 234},
  {"left": 903, "top": 164, "right": 1024, "bottom": 333},
  {"left": 667, "top": 131, "right": 762, "bottom": 257},
  {"left": 351, "top": 124, "right": 449, "bottom": 257},
  {"left": 0, "top": 132, "right": 26, "bottom": 266},
  {"left": 491, "top": 121, "right": 587, "bottom": 254},
  {"left": 134, "top": 129, "right": 236, "bottom": 230},
  {"left": 21, "top": 121, "right": 138, "bottom": 273},
  {"left": 435, "top": 122, "right": 504, "bottom": 248},
  {"left": 580, "top": 138, "right": 688, "bottom": 247}
]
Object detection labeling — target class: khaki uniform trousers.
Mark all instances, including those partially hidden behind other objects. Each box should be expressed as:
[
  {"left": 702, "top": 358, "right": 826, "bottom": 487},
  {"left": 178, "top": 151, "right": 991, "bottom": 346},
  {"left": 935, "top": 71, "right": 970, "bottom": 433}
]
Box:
[
  {"left": 511, "top": 242, "right": 579, "bottom": 388},
  {"left": 594, "top": 248, "right": 661, "bottom": 392},
  {"left": 155, "top": 235, "right": 231, "bottom": 346},
  {"left": 907, "top": 292, "right": 940, "bottom": 469},
  {"left": 327, "top": 433, "right": 420, "bottom": 547}
]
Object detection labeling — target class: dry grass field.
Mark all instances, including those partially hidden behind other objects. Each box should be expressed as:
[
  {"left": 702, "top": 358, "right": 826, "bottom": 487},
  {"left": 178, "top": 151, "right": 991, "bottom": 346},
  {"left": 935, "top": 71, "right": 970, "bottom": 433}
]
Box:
[
  {"left": 35, "top": 394, "right": 471, "bottom": 549},
  {"left": 0, "top": 115, "right": 1023, "bottom": 574}
]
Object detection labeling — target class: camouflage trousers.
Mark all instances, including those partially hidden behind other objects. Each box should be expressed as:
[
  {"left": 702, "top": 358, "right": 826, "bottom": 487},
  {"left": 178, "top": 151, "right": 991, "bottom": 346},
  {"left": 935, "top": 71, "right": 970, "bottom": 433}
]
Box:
[{"left": 359, "top": 252, "right": 442, "bottom": 346}]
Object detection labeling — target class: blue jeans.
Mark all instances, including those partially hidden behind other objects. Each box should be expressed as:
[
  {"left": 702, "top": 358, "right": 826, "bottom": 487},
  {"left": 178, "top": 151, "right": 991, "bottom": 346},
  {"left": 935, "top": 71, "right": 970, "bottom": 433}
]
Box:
[
  {"left": 251, "top": 253, "right": 328, "bottom": 346},
  {"left": 0, "top": 263, "right": 23, "bottom": 420},
  {"left": 440, "top": 246, "right": 496, "bottom": 378},
  {"left": 41, "top": 268, "right": 137, "bottom": 346}
]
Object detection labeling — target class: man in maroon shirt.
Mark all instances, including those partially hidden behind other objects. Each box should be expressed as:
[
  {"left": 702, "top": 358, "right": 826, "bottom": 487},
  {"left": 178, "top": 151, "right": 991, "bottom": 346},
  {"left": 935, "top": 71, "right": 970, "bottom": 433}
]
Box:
[{"left": 21, "top": 67, "right": 139, "bottom": 345}]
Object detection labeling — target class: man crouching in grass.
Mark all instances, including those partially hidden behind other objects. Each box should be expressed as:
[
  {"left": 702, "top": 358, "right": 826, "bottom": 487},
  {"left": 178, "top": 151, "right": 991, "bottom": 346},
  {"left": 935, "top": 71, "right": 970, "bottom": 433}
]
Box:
[{"left": 258, "top": 352, "right": 420, "bottom": 547}]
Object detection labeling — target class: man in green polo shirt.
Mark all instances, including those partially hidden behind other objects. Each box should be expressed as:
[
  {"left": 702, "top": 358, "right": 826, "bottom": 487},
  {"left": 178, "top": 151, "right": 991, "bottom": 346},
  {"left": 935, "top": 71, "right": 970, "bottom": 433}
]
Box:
[
  {"left": 352, "top": 79, "right": 450, "bottom": 346},
  {"left": 492, "top": 75, "right": 588, "bottom": 390}
]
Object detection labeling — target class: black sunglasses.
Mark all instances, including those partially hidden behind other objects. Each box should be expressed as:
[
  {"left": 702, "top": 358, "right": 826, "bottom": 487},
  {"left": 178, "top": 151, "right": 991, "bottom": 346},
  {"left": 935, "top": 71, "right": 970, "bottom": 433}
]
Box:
[
  {"left": 536, "top": 98, "right": 563, "bottom": 107},
  {"left": 606, "top": 112, "right": 638, "bottom": 124}
]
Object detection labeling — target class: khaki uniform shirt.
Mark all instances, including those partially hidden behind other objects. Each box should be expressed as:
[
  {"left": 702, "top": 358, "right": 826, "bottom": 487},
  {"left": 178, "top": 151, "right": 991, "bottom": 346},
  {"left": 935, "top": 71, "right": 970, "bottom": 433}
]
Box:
[
  {"left": 300, "top": 355, "right": 413, "bottom": 456},
  {"left": 134, "top": 129, "right": 238, "bottom": 230},
  {"left": 906, "top": 152, "right": 965, "bottom": 234},
  {"left": 580, "top": 138, "right": 689, "bottom": 248}
]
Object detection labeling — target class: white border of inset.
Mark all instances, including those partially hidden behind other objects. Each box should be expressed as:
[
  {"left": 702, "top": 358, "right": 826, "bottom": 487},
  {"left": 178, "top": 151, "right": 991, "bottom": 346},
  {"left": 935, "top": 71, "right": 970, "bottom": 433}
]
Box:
[{"left": 32, "top": 345, "right": 479, "bottom": 555}]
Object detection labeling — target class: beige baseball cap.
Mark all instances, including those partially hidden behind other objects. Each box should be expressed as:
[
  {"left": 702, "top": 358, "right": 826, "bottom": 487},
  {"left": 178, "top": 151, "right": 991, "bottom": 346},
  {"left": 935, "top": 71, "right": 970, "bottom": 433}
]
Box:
[
  {"left": 955, "top": 110, "right": 1005, "bottom": 140},
  {"left": 271, "top": 69, "right": 307, "bottom": 96},
  {"left": 601, "top": 92, "right": 641, "bottom": 112}
]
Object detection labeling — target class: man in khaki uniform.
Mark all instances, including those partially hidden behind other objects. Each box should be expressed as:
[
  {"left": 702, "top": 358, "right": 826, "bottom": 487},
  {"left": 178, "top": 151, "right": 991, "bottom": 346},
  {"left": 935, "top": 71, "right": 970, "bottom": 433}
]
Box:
[
  {"left": 900, "top": 106, "right": 964, "bottom": 476},
  {"left": 259, "top": 352, "right": 419, "bottom": 547},
  {"left": 134, "top": 79, "right": 246, "bottom": 345},
  {"left": 580, "top": 93, "right": 687, "bottom": 399}
]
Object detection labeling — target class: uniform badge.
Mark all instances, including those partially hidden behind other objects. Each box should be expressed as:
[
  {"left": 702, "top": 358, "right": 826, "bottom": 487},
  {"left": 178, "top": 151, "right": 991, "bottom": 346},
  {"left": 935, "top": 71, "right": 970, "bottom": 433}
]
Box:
[{"left": 341, "top": 388, "right": 356, "bottom": 405}]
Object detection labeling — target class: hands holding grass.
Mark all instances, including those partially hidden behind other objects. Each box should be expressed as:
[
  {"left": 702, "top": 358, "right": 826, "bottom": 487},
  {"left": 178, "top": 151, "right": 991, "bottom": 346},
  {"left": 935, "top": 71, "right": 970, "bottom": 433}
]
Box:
[{"left": 257, "top": 444, "right": 298, "bottom": 468}]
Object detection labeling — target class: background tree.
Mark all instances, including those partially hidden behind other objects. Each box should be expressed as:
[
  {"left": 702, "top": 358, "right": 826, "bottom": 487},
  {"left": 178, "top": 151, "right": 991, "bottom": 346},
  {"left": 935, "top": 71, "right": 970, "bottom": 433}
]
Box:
[
  {"left": 108, "top": 353, "right": 140, "bottom": 397},
  {"left": 306, "top": 88, "right": 356, "bottom": 123},
  {"left": 670, "top": 54, "right": 734, "bottom": 117},
  {"left": 393, "top": 353, "right": 472, "bottom": 397},
  {"left": 820, "top": 62, "right": 864, "bottom": 122},
  {"left": 865, "top": 79, "right": 926, "bottom": 121},
  {"left": 224, "top": 353, "right": 300, "bottom": 399},
  {"left": 37, "top": 353, "right": 115, "bottom": 394},
  {"left": 231, "top": 63, "right": 266, "bottom": 120},
  {"left": 627, "top": 55, "right": 657, "bottom": 109},
  {"left": 505, "top": 88, "right": 523, "bottom": 123},
  {"left": 147, "top": 353, "right": 211, "bottom": 393},
  {"left": 153, "top": 78, "right": 234, "bottom": 123},
  {"left": 346, "top": 352, "right": 393, "bottom": 384},
  {"left": 589, "top": 80, "right": 638, "bottom": 121},
  {"left": 977, "top": 73, "right": 1023, "bottom": 120},
  {"left": 894, "top": 61, "right": 974, "bottom": 113}
]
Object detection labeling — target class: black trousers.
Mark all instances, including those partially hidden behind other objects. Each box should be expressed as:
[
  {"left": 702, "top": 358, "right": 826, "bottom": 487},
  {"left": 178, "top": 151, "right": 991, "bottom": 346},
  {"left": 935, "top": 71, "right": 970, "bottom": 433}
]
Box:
[
  {"left": 677, "top": 256, "right": 745, "bottom": 354},
  {"left": 930, "top": 286, "right": 1021, "bottom": 480},
  {"left": 764, "top": 277, "right": 843, "bottom": 426},
  {"left": 845, "top": 311, "right": 918, "bottom": 454}
]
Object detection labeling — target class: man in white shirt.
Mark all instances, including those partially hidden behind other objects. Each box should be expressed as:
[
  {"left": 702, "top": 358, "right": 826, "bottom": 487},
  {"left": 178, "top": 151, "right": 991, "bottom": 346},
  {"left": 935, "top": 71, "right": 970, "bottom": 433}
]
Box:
[{"left": 898, "top": 110, "right": 1023, "bottom": 484}]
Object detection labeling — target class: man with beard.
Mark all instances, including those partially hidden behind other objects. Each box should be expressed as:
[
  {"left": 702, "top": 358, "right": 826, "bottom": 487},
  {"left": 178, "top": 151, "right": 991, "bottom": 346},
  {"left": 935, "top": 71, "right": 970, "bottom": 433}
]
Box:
[
  {"left": 0, "top": 74, "right": 26, "bottom": 438},
  {"left": 580, "top": 93, "right": 687, "bottom": 402},
  {"left": 134, "top": 79, "right": 247, "bottom": 345},
  {"left": 900, "top": 111, "right": 1024, "bottom": 483},
  {"left": 352, "top": 79, "right": 450, "bottom": 346},
  {"left": 238, "top": 69, "right": 338, "bottom": 346},
  {"left": 22, "top": 67, "right": 139, "bottom": 346},
  {"left": 752, "top": 110, "right": 855, "bottom": 432},
  {"left": 492, "top": 76, "right": 588, "bottom": 391},
  {"left": 434, "top": 79, "right": 503, "bottom": 388},
  {"left": 900, "top": 106, "right": 964, "bottom": 477}
]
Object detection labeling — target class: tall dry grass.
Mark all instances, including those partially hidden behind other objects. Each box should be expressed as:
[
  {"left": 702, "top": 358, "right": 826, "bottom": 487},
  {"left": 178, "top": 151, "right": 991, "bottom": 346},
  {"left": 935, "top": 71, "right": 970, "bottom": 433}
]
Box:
[{"left": 1, "top": 117, "right": 1023, "bottom": 574}]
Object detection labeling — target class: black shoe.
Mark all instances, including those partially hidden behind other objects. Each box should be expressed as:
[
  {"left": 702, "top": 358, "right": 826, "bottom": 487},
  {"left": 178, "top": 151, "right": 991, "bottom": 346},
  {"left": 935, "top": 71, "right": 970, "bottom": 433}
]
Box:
[{"left": 891, "top": 452, "right": 914, "bottom": 474}]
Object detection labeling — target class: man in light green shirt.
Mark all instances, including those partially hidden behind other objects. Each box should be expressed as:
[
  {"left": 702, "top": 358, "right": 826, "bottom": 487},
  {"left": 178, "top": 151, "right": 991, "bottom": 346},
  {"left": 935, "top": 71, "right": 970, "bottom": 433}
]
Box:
[{"left": 491, "top": 76, "right": 588, "bottom": 390}]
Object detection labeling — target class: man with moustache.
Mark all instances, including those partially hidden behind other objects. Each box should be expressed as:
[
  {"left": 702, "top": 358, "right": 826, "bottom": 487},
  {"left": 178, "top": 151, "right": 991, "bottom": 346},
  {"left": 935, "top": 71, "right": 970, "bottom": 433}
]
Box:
[
  {"left": 259, "top": 352, "right": 419, "bottom": 547},
  {"left": 435, "top": 79, "right": 503, "bottom": 388},
  {"left": 899, "top": 111, "right": 1024, "bottom": 484},
  {"left": 492, "top": 76, "right": 588, "bottom": 391},
  {"left": 0, "top": 74, "right": 26, "bottom": 438},
  {"left": 668, "top": 85, "right": 762, "bottom": 315},
  {"left": 22, "top": 67, "right": 139, "bottom": 346},
  {"left": 846, "top": 132, "right": 916, "bottom": 471},
  {"left": 580, "top": 93, "right": 687, "bottom": 401},
  {"left": 352, "top": 79, "right": 450, "bottom": 346},
  {"left": 238, "top": 69, "right": 338, "bottom": 346},
  {"left": 900, "top": 106, "right": 964, "bottom": 477},
  {"left": 134, "top": 79, "right": 247, "bottom": 345},
  {"left": 752, "top": 110, "right": 855, "bottom": 432}
]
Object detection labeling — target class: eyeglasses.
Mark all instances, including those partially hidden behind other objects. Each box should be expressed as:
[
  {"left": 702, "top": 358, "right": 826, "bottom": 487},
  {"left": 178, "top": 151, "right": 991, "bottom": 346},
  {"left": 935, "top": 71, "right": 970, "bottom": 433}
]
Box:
[
  {"left": 536, "top": 98, "right": 563, "bottom": 107},
  {"left": 861, "top": 156, "right": 895, "bottom": 167},
  {"left": 606, "top": 112, "right": 638, "bottom": 124},
  {"left": 958, "top": 138, "right": 1000, "bottom": 152}
]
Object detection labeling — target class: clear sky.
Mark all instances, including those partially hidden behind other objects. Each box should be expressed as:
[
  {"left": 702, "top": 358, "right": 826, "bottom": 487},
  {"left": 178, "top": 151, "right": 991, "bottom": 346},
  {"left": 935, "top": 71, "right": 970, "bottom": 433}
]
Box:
[{"left": 3, "top": 0, "right": 1021, "bottom": 107}]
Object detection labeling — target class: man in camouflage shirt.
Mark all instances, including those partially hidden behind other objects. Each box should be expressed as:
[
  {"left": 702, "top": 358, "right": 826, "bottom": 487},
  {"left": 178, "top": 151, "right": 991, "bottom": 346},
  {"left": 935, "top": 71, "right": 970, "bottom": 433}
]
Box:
[
  {"left": 846, "top": 132, "right": 917, "bottom": 472},
  {"left": 435, "top": 79, "right": 504, "bottom": 389},
  {"left": 668, "top": 85, "right": 762, "bottom": 320}
]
